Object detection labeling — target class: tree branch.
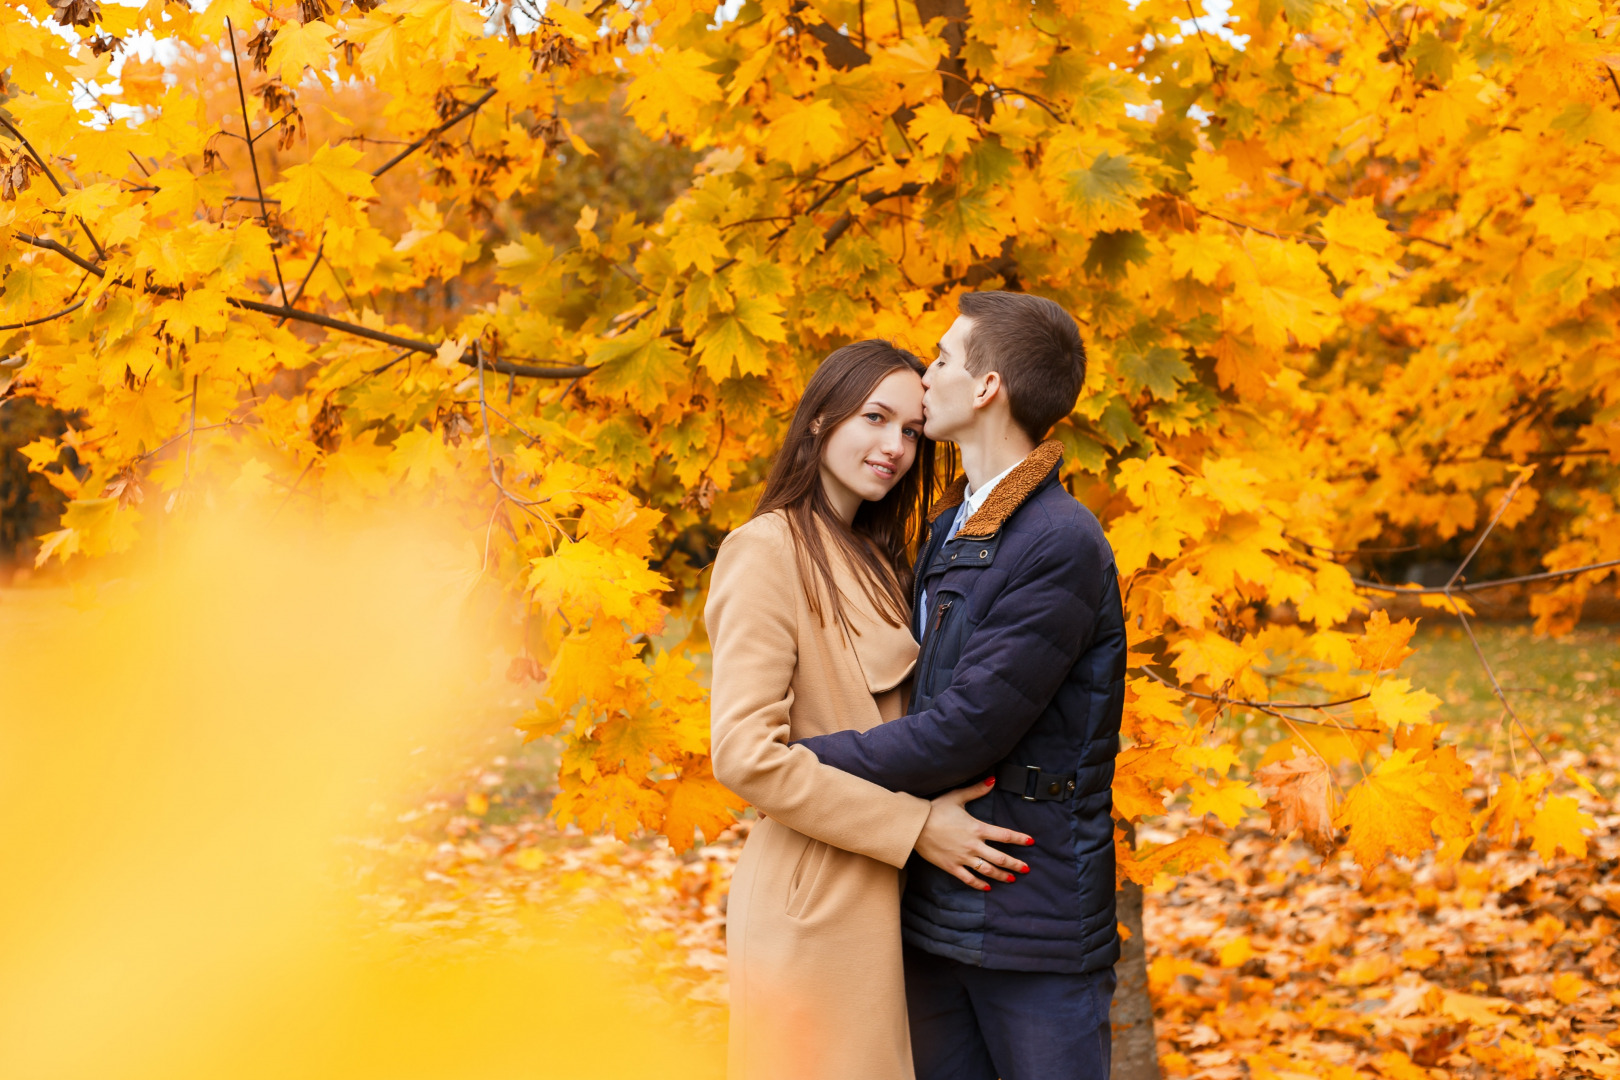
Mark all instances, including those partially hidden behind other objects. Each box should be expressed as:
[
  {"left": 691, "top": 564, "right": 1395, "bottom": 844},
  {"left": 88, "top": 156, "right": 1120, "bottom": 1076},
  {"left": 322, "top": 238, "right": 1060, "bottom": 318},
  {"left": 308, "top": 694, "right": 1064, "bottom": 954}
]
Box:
[
  {"left": 0, "top": 115, "right": 106, "bottom": 261},
  {"left": 1354, "top": 558, "right": 1620, "bottom": 595},
  {"left": 1138, "top": 664, "right": 1380, "bottom": 732},
  {"left": 228, "top": 297, "right": 593, "bottom": 378},
  {"left": 16, "top": 232, "right": 105, "bottom": 276},
  {"left": 21, "top": 218, "right": 585, "bottom": 380},
  {"left": 0, "top": 297, "right": 86, "bottom": 332},
  {"left": 277, "top": 88, "right": 500, "bottom": 324},
  {"left": 371, "top": 87, "right": 498, "bottom": 179}
]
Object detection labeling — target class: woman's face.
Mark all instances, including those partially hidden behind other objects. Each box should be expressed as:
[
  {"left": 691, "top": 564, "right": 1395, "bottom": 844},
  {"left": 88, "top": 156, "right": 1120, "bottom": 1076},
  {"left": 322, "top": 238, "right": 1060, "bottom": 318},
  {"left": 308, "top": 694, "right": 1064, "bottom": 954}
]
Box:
[{"left": 817, "top": 368, "right": 926, "bottom": 522}]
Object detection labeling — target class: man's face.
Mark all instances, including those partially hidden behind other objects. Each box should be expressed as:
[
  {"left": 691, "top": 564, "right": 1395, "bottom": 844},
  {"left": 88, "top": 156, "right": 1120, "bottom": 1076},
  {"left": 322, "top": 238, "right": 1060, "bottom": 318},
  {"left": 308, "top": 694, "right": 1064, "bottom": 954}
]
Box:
[{"left": 921, "top": 315, "right": 981, "bottom": 442}]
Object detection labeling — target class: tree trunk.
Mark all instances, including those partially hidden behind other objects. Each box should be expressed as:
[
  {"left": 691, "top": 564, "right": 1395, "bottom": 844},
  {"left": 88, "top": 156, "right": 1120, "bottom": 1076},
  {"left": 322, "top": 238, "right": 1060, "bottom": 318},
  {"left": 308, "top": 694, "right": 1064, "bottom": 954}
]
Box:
[{"left": 1110, "top": 877, "right": 1160, "bottom": 1080}]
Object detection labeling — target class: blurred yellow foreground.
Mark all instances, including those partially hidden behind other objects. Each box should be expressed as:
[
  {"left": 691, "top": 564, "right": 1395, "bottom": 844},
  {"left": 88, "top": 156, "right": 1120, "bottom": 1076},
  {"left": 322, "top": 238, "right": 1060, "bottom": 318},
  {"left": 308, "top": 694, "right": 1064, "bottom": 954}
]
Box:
[{"left": 0, "top": 511, "right": 722, "bottom": 1080}]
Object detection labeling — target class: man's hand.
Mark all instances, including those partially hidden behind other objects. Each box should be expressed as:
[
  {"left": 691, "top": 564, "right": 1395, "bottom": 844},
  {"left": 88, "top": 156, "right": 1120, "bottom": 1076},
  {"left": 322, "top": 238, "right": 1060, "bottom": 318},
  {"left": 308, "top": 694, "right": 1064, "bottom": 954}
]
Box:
[{"left": 914, "top": 778, "right": 1033, "bottom": 891}]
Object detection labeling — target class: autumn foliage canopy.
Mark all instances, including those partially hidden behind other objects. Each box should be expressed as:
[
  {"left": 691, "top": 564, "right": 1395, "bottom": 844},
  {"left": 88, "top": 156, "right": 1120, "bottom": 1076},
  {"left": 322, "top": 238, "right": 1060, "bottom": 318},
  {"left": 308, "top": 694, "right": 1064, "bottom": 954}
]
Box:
[{"left": 1, "top": 0, "right": 1612, "bottom": 870}]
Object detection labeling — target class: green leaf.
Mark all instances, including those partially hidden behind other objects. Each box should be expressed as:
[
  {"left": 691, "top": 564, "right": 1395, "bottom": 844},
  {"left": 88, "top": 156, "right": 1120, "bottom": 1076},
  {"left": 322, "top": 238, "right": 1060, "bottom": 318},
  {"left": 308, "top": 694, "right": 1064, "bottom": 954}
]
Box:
[
  {"left": 1053, "top": 422, "right": 1111, "bottom": 475},
  {"left": 1118, "top": 345, "right": 1193, "bottom": 400},
  {"left": 1098, "top": 396, "right": 1145, "bottom": 449},
  {"left": 802, "top": 288, "right": 865, "bottom": 335},
  {"left": 1408, "top": 32, "right": 1456, "bottom": 83},
  {"left": 1064, "top": 152, "right": 1148, "bottom": 223},
  {"left": 962, "top": 136, "right": 1017, "bottom": 188},
  {"left": 1083, "top": 230, "right": 1151, "bottom": 281}
]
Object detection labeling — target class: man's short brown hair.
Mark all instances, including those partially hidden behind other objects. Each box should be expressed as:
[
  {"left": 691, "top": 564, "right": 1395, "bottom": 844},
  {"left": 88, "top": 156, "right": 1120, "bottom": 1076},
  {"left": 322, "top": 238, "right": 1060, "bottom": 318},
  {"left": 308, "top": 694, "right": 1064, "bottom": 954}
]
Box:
[{"left": 957, "top": 291, "right": 1086, "bottom": 443}]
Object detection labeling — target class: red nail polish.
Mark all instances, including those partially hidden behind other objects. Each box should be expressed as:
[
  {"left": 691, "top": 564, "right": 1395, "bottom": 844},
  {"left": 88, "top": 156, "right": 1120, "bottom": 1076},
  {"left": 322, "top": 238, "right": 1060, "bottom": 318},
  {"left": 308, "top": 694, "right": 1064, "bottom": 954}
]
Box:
[
  {"left": 986, "top": 778, "right": 995, "bottom": 788},
  {"left": 1025, "top": 838, "right": 1035, "bottom": 846}
]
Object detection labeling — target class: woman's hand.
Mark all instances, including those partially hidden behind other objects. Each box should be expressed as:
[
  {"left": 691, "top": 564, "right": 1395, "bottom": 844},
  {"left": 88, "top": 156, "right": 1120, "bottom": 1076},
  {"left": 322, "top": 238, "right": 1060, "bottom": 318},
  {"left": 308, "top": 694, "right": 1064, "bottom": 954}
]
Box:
[{"left": 913, "top": 778, "right": 1033, "bottom": 891}]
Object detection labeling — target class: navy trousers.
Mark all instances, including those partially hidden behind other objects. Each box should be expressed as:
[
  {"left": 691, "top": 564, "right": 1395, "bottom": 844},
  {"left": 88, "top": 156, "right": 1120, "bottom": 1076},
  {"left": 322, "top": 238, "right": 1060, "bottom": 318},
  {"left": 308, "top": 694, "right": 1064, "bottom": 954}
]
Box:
[{"left": 904, "top": 945, "right": 1115, "bottom": 1080}]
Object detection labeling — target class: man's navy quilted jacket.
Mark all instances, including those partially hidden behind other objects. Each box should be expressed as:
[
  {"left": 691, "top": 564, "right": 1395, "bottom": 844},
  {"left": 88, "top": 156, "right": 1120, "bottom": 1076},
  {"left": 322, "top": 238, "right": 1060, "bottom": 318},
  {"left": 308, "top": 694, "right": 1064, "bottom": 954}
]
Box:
[{"left": 796, "top": 440, "right": 1125, "bottom": 975}]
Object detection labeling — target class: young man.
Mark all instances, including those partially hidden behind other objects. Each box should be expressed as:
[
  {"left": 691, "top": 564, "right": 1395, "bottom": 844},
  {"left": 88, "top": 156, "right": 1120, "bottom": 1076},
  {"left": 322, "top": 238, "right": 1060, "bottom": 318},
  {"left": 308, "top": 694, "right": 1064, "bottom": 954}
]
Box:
[{"left": 794, "top": 291, "right": 1125, "bottom": 1080}]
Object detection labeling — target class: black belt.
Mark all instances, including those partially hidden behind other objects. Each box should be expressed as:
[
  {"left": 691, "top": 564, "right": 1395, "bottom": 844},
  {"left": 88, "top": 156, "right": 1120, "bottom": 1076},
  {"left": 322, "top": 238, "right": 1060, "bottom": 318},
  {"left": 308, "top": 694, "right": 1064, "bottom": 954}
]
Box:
[{"left": 995, "top": 764, "right": 1077, "bottom": 802}]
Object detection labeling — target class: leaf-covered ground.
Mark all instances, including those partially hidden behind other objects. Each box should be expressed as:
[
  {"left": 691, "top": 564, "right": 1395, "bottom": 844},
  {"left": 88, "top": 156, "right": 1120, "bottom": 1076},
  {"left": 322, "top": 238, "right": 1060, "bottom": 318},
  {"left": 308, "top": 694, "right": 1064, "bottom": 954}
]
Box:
[{"left": 337, "top": 621, "right": 1620, "bottom": 1079}]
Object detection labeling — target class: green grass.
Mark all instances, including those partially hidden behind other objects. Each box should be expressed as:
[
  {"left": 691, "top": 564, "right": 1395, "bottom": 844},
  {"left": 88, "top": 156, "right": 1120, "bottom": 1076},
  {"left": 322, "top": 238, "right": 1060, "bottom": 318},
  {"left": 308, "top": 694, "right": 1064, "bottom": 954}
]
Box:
[{"left": 1406, "top": 621, "right": 1620, "bottom": 758}]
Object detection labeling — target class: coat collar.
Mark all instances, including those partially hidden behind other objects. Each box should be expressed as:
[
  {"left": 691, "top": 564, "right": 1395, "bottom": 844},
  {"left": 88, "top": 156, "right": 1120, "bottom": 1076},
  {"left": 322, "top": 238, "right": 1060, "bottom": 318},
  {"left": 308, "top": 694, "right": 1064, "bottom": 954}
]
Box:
[{"left": 926, "top": 439, "right": 1064, "bottom": 540}]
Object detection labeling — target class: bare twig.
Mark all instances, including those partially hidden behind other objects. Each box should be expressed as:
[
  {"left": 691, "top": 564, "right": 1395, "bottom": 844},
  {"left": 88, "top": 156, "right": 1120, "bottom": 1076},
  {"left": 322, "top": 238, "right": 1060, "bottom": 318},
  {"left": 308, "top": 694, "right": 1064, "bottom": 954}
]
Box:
[
  {"left": 473, "top": 342, "right": 556, "bottom": 520},
  {"left": 1446, "top": 469, "right": 1531, "bottom": 590},
  {"left": 1354, "top": 558, "right": 1620, "bottom": 595},
  {"left": 225, "top": 17, "right": 289, "bottom": 307},
  {"left": 1139, "top": 664, "right": 1380, "bottom": 732},
  {"left": 278, "top": 237, "right": 325, "bottom": 326},
  {"left": 270, "top": 458, "right": 316, "bottom": 522},
  {"left": 1447, "top": 595, "right": 1550, "bottom": 766},
  {"left": 183, "top": 375, "right": 199, "bottom": 479}
]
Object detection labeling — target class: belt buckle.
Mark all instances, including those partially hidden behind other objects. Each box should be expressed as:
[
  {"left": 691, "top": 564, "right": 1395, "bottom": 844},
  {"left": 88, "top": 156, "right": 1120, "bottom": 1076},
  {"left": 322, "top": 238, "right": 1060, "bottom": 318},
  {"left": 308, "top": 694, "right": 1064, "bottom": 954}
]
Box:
[{"left": 1022, "top": 764, "right": 1041, "bottom": 802}]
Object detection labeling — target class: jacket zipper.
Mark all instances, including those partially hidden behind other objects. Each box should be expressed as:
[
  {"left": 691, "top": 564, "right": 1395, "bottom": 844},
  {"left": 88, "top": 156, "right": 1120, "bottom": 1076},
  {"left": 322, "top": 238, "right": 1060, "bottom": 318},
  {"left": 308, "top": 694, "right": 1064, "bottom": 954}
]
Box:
[{"left": 920, "top": 599, "right": 953, "bottom": 679}]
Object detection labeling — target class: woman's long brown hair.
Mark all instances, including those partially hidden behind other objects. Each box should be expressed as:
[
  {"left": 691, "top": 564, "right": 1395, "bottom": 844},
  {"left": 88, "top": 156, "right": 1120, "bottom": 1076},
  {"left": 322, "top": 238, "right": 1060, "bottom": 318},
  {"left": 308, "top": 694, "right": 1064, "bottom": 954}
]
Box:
[{"left": 752, "top": 340, "right": 939, "bottom": 630}]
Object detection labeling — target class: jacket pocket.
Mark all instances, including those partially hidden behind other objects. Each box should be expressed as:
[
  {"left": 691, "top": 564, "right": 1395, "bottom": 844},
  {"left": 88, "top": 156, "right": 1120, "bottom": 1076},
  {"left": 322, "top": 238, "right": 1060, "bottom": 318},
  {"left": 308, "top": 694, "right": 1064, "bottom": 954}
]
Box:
[{"left": 785, "top": 836, "right": 832, "bottom": 920}]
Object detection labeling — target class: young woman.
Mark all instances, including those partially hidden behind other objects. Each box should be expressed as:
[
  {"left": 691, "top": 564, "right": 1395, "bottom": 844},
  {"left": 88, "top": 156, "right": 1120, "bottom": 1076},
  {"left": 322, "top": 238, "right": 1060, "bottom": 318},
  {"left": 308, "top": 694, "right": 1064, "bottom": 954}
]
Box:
[{"left": 707, "top": 340, "right": 1033, "bottom": 1080}]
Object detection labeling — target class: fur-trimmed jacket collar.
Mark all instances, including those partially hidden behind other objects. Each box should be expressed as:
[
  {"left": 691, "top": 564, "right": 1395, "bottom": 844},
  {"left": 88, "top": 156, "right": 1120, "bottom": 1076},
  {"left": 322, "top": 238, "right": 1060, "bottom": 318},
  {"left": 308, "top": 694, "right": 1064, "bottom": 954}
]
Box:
[{"left": 926, "top": 439, "right": 1064, "bottom": 540}]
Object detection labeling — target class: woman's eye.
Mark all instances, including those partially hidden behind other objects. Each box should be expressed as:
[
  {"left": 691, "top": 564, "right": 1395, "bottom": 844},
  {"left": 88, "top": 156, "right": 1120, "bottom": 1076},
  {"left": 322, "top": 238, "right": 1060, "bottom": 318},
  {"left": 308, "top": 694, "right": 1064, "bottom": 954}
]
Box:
[
  {"left": 903, "top": 427, "right": 920, "bottom": 440},
  {"left": 865, "top": 412, "right": 884, "bottom": 423}
]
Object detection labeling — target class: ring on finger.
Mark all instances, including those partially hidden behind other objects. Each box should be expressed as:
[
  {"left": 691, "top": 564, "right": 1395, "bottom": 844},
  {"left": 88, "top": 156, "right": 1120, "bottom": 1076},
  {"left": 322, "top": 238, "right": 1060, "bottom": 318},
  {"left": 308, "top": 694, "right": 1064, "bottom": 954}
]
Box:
[{"left": 973, "top": 857, "right": 986, "bottom": 872}]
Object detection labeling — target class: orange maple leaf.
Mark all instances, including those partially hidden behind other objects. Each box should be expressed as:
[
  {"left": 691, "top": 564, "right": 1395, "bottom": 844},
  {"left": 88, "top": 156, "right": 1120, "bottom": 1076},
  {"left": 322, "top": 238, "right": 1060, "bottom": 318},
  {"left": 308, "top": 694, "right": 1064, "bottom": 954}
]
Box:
[
  {"left": 1353, "top": 610, "right": 1418, "bottom": 672},
  {"left": 1256, "top": 748, "right": 1336, "bottom": 854}
]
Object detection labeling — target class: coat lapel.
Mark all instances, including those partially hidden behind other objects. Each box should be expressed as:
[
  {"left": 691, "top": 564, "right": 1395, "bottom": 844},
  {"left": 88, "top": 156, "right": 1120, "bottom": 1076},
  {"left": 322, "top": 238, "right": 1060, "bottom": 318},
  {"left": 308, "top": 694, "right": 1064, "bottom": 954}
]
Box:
[{"left": 824, "top": 526, "right": 919, "bottom": 695}]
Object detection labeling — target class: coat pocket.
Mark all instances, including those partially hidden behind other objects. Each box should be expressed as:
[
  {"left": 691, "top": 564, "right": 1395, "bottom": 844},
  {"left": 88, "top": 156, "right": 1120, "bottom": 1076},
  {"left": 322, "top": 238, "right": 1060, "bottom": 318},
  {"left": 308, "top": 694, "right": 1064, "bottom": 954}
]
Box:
[{"left": 785, "top": 836, "right": 833, "bottom": 920}]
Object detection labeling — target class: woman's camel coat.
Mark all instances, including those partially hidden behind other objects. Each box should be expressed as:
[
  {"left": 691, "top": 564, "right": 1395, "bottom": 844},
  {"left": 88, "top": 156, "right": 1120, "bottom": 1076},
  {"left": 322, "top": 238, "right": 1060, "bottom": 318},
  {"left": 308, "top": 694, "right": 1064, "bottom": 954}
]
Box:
[{"left": 708, "top": 511, "right": 932, "bottom": 1080}]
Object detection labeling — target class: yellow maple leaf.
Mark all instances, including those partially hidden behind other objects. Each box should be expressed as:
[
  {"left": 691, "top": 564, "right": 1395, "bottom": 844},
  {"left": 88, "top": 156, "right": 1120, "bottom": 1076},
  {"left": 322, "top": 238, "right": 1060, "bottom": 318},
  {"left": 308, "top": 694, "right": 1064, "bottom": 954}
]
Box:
[
  {"left": 553, "top": 769, "right": 665, "bottom": 838},
  {"left": 1122, "top": 676, "right": 1188, "bottom": 743},
  {"left": 1527, "top": 794, "right": 1595, "bottom": 862},
  {"left": 693, "top": 296, "right": 785, "bottom": 379},
  {"left": 1230, "top": 234, "right": 1340, "bottom": 350},
  {"left": 1319, "top": 197, "right": 1400, "bottom": 284},
  {"left": 1187, "top": 775, "right": 1263, "bottom": 826},
  {"left": 396, "top": 0, "right": 486, "bottom": 49},
  {"left": 624, "top": 47, "right": 721, "bottom": 137},
  {"left": 268, "top": 19, "right": 335, "bottom": 81},
  {"left": 906, "top": 100, "right": 978, "bottom": 158},
  {"left": 388, "top": 426, "right": 457, "bottom": 488},
  {"left": 1336, "top": 750, "right": 1436, "bottom": 866},
  {"left": 1366, "top": 678, "right": 1441, "bottom": 730},
  {"left": 544, "top": 2, "right": 598, "bottom": 42},
  {"left": 762, "top": 98, "right": 846, "bottom": 172},
  {"left": 267, "top": 142, "right": 376, "bottom": 233},
  {"left": 666, "top": 223, "right": 729, "bottom": 274},
  {"left": 1165, "top": 228, "right": 1233, "bottom": 284},
  {"left": 1186, "top": 148, "right": 1242, "bottom": 202},
  {"left": 1475, "top": 771, "right": 1552, "bottom": 845}
]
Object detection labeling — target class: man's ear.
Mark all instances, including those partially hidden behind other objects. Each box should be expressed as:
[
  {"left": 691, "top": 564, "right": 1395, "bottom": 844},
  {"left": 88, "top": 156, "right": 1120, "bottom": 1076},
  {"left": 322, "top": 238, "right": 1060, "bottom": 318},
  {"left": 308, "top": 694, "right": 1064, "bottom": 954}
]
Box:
[{"left": 971, "top": 370, "right": 1003, "bottom": 411}]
